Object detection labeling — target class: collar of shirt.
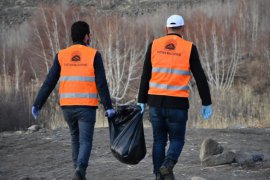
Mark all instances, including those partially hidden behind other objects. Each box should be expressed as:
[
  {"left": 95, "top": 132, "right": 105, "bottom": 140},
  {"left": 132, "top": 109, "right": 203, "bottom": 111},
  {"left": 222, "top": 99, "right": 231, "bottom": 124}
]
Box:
[
  {"left": 167, "top": 33, "right": 182, "bottom": 38},
  {"left": 73, "top": 41, "right": 87, "bottom": 46}
]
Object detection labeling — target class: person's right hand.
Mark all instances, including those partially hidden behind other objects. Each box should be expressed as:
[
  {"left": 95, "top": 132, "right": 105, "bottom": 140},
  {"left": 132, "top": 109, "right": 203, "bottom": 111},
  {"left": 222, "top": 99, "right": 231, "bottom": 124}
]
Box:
[
  {"left": 137, "top": 103, "right": 145, "bottom": 114},
  {"left": 31, "top": 106, "right": 40, "bottom": 120},
  {"left": 106, "top": 109, "right": 116, "bottom": 118}
]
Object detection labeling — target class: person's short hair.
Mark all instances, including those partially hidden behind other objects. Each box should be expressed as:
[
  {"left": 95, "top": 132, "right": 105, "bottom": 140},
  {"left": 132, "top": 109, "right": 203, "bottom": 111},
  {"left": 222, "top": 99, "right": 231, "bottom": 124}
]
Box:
[
  {"left": 169, "top": 26, "right": 183, "bottom": 31},
  {"left": 71, "top": 21, "right": 90, "bottom": 42}
]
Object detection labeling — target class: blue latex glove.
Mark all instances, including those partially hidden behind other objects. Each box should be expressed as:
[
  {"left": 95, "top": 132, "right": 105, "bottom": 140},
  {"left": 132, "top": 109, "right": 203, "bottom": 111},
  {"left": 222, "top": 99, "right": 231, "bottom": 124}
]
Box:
[
  {"left": 106, "top": 109, "right": 116, "bottom": 118},
  {"left": 137, "top": 103, "right": 145, "bottom": 114},
  {"left": 32, "top": 106, "right": 40, "bottom": 120},
  {"left": 201, "top": 105, "right": 213, "bottom": 120}
]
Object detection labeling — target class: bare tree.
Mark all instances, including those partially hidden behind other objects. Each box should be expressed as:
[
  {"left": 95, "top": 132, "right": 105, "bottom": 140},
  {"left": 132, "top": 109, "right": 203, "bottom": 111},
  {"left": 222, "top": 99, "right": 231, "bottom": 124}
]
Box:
[
  {"left": 250, "top": 1, "right": 259, "bottom": 52},
  {"left": 1, "top": 44, "right": 7, "bottom": 91},
  {"left": 265, "top": 48, "right": 270, "bottom": 79},
  {"left": 94, "top": 16, "right": 149, "bottom": 105},
  {"left": 29, "top": 5, "right": 81, "bottom": 76},
  {"left": 32, "top": 23, "right": 49, "bottom": 73}
]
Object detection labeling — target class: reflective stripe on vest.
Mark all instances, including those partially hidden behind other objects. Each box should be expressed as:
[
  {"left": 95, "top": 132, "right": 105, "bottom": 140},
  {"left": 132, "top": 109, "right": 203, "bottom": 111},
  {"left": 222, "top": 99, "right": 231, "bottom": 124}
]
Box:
[
  {"left": 150, "top": 82, "right": 189, "bottom": 91},
  {"left": 58, "top": 44, "right": 99, "bottom": 106},
  {"left": 148, "top": 35, "right": 192, "bottom": 98},
  {"left": 59, "top": 93, "right": 98, "bottom": 99},
  {"left": 152, "top": 67, "right": 190, "bottom": 75},
  {"left": 60, "top": 76, "right": 95, "bottom": 82}
]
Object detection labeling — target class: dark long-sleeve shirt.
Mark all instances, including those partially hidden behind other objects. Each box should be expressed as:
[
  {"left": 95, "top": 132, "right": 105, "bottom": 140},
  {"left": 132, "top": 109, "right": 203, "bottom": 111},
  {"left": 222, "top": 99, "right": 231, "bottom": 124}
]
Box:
[
  {"left": 33, "top": 43, "right": 113, "bottom": 110},
  {"left": 138, "top": 34, "right": 212, "bottom": 109}
]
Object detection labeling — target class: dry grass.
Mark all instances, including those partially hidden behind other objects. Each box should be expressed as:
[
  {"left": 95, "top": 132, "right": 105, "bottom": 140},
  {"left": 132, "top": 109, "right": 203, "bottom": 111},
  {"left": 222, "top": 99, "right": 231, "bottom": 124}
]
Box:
[
  {"left": 189, "top": 85, "right": 270, "bottom": 128},
  {"left": 0, "top": 76, "right": 32, "bottom": 131}
]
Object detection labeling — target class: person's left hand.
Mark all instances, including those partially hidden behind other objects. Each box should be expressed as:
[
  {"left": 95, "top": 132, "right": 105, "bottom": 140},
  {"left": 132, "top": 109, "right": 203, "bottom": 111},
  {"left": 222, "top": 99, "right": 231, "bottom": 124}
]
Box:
[
  {"left": 201, "top": 105, "right": 213, "bottom": 120},
  {"left": 137, "top": 103, "right": 145, "bottom": 114},
  {"left": 106, "top": 109, "right": 116, "bottom": 118}
]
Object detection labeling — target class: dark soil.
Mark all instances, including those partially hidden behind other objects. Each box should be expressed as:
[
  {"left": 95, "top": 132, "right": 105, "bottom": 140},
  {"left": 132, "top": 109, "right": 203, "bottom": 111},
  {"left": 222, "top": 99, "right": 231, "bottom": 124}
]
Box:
[{"left": 0, "top": 128, "right": 269, "bottom": 180}]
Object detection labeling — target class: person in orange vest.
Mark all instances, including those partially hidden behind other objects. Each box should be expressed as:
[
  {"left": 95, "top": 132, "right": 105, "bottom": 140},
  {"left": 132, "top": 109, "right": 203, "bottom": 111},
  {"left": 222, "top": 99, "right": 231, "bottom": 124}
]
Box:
[
  {"left": 31, "top": 21, "right": 115, "bottom": 180},
  {"left": 137, "top": 15, "right": 213, "bottom": 180}
]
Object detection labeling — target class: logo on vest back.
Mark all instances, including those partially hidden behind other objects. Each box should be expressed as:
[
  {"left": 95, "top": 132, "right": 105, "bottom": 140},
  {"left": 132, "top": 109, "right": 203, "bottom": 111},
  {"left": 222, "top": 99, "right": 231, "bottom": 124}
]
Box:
[
  {"left": 165, "top": 43, "right": 175, "bottom": 50},
  {"left": 157, "top": 39, "right": 181, "bottom": 56},
  {"left": 64, "top": 51, "right": 87, "bottom": 66},
  {"left": 72, "top": 55, "right": 81, "bottom": 62}
]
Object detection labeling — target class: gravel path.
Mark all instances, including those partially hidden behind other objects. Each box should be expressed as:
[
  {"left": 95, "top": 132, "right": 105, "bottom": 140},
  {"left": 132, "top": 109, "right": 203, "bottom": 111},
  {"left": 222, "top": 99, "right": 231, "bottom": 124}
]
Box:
[{"left": 0, "top": 128, "right": 270, "bottom": 180}]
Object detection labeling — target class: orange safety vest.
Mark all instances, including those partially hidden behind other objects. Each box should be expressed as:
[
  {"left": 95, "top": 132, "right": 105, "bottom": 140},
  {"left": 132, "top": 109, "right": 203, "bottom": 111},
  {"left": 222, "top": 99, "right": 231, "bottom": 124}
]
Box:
[
  {"left": 148, "top": 35, "right": 192, "bottom": 97},
  {"left": 58, "top": 44, "right": 99, "bottom": 106}
]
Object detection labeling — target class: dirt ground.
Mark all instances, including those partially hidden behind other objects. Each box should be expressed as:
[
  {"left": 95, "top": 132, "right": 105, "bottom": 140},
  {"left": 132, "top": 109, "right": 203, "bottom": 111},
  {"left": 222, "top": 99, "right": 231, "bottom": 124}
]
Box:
[{"left": 0, "top": 127, "right": 269, "bottom": 180}]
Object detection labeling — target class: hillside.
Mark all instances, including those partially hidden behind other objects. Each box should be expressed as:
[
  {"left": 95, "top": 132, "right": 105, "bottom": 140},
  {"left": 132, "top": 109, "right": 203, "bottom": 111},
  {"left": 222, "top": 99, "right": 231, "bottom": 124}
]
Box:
[{"left": 1, "top": 0, "right": 221, "bottom": 29}]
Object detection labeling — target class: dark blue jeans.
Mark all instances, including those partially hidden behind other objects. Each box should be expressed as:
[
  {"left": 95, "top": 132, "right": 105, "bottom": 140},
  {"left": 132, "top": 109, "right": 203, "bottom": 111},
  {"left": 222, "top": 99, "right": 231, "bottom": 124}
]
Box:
[
  {"left": 62, "top": 106, "right": 96, "bottom": 171},
  {"left": 149, "top": 106, "right": 188, "bottom": 174}
]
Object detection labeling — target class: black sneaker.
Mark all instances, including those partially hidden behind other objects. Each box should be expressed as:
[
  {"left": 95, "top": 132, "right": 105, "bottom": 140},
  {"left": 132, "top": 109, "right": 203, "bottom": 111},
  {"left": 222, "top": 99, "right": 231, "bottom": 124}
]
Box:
[
  {"left": 155, "top": 173, "right": 165, "bottom": 180},
  {"left": 72, "top": 169, "right": 86, "bottom": 180},
  {"left": 159, "top": 159, "right": 176, "bottom": 175},
  {"left": 163, "top": 172, "right": 175, "bottom": 180}
]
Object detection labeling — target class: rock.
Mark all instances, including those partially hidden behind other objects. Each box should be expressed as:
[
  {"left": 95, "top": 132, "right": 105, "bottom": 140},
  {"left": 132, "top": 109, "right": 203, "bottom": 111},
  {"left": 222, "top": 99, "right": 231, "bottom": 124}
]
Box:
[
  {"left": 38, "top": 128, "right": 47, "bottom": 133},
  {"left": 252, "top": 153, "right": 264, "bottom": 162},
  {"left": 1, "top": 132, "right": 14, "bottom": 137},
  {"left": 200, "top": 138, "right": 224, "bottom": 161},
  {"left": 191, "top": 177, "right": 207, "bottom": 180},
  {"left": 231, "top": 162, "right": 239, "bottom": 167},
  {"left": 234, "top": 151, "right": 264, "bottom": 166},
  {"left": 15, "top": 0, "right": 27, "bottom": 6},
  {"left": 27, "top": 125, "right": 40, "bottom": 132},
  {"left": 14, "top": 130, "right": 24, "bottom": 135},
  {"left": 234, "top": 151, "right": 254, "bottom": 165},
  {"left": 202, "top": 151, "right": 235, "bottom": 166},
  {"left": 20, "top": 177, "right": 31, "bottom": 180}
]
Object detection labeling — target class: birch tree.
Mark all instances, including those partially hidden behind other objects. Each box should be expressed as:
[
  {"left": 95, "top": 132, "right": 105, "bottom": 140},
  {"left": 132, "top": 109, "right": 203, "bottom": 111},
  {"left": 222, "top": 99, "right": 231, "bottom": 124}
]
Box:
[
  {"left": 30, "top": 5, "right": 80, "bottom": 76},
  {"left": 94, "top": 16, "right": 149, "bottom": 105}
]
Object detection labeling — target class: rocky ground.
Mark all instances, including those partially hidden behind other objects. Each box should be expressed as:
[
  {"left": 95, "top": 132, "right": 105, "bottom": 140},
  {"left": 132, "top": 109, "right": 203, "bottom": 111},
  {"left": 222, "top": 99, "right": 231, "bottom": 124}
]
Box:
[{"left": 0, "top": 127, "right": 269, "bottom": 180}]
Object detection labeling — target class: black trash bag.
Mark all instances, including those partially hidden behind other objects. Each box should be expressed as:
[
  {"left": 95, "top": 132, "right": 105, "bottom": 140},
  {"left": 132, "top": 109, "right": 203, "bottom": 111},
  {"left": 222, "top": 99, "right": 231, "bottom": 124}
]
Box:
[{"left": 108, "top": 105, "right": 146, "bottom": 165}]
